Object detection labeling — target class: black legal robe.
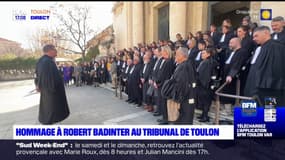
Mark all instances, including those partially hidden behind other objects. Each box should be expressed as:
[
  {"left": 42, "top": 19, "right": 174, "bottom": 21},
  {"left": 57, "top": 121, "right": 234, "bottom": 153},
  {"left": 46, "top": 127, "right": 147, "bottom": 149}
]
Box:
[
  {"left": 122, "top": 64, "right": 132, "bottom": 94},
  {"left": 187, "top": 47, "right": 199, "bottom": 61},
  {"left": 244, "top": 39, "right": 285, "bottom": 106},
  {"left": 171, "top": 60, "right": 197, "bottom": 124},
  {"left": 217, "top": 31, "right": 236, "bottom": 69},
  {"left": 271, "top": 27, "right": 285, "bottom": 45},
  {"left": 211, "top": 31, "right": 222, "bottom": 47},
  {"left": 140, "top": 62, "right": 154, "bottom": 105},
  {"left": 197, "top": 57, "right": 219, "bottom": 109},
  {"left": 222, "top": 48, "right": 249, "bottom": 104},
  {"left": 156, "top": 58, "right": 175, "bottom": 121},
  {"left": 150, "top": 57, "right": 163, "bottom": 83},
  {"left": 127, "top": 63, "right": 143, "bottom": 103},
  {"left": 35, "top": 55, "right": 70, "bottom": 124},
  {"left": 241, "top": 35, "right": 256, "bottom": 56}
]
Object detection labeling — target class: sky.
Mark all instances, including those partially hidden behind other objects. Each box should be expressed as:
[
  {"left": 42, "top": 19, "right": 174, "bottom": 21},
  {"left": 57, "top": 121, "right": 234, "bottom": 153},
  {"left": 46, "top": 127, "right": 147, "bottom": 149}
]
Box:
[{"left": 0, "top": 1, "right": 114, "bottom": 49}]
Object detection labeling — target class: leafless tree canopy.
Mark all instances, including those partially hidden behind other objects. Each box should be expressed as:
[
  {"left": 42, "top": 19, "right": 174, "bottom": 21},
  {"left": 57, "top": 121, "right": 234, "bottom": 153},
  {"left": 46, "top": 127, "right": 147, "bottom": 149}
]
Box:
[{"left": 55, "top": 6, "right": 94, "bottom": 60}]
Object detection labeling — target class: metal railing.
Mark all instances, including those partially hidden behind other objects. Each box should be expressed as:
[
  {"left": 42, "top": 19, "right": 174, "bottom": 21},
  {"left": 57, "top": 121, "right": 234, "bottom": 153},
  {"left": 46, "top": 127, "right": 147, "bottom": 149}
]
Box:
[
  {"left": 115, "top": 75, "right": 122, "bottom": 99},
  {"left": 214, "top": 80, "right": 261, "bottom": 124}
]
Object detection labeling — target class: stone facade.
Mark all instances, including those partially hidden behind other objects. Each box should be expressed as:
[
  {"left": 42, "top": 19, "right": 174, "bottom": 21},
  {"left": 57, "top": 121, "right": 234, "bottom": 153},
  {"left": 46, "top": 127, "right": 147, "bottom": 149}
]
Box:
[
  {"left": 112, "top": 1, "right": 285, "bottom": 51},
  {"left": 87, "top": 25, "right": 115, "bottom": 57}
]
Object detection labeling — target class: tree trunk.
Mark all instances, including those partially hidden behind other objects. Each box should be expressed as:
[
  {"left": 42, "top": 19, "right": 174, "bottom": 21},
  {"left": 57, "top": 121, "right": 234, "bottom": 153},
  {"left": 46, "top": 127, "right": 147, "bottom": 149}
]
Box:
[{"left": 81, "top": 52, "right": 85, "bottom": 61}]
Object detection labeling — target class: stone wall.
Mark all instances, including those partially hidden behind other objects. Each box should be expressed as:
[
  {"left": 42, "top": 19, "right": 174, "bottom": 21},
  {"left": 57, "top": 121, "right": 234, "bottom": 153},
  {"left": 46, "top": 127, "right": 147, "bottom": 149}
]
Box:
[{"left": 0, "top": 69, "right": 34, "bottom": 81}]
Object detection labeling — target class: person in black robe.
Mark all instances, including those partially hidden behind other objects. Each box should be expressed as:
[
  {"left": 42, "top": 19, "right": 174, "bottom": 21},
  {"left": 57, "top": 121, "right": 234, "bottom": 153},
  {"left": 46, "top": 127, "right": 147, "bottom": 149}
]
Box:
[
  {"left": 187, "top": 38, "right": 199, "bottom": 61},
  {"left": 127, "top": 55, "right": 143, "bottom": 107},
  {"left": 271, "top": 16, "right": 285, "bottom": 45},
  {"left": 149, "top": 47, "right": 163, "bottom": 116},
  {"left": 155, "top": 46, "right": 175, "bottom": 124},
  {"left": 140, "top": 50, "right": 154, "bottom": 112},
  {"left": 237, "top": 25, "right": 256, "bottom": 56},
  {"left": 216, "top": 25, "right": 236, "bottom": 73},
  {"left": 124, "top": 58, "right": 133, "bottom": 101},
  {"left": 237, "top": 25, "right": 256, "bottom": 96},
  {"left": 171, "top": 47, "right": 197, "bottom": 125},
  {"left": 193, "top": 40, "right": 207, "bottom": 69},
  {"left": 210, "top": 23, "right": 222, "bottom": 47},
  {"left": 244, "top": 26, "right": 285, "bottom": 106},
  {"left": 221, "top": 38, "right": 249, "bottom": 115},
  {"left": 92, "top": 62, "right": 100, "bottom": 87},
  {"left": 99, "top": 60, "right": 108, "bottom": 84},
  {"left": 196, "top": 49, "right": 219, "bottom": 122},
  {"left": 34, "top": 44, "right": 70, "bottom": 124},
  {"left": 120, "top": 58, "right": 127, "bottom": 92}
]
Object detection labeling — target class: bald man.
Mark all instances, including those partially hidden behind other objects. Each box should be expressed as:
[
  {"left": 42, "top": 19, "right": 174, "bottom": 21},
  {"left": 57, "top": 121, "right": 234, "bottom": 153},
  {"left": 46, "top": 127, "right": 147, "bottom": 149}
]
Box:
[
  {"left": 245, "top": 26, "right": 285, "bottom": 106},
  {"left": 221, "top": 37, "right": 249, "bottom": 114}
]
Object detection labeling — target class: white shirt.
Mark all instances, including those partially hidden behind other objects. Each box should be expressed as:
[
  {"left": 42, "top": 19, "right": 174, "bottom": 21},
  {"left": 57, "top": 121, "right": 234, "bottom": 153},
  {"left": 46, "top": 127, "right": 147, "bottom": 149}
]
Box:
[
  {"left": 125, "top": 66, "right": 129, "bottom": 73},
  {"left": 195, "top": 51, "right": 202, "bottom": 61},
  {"left": 273, "top": 33, "right": 278, "bottom": 40},
  {"left": 220, "top": 34, "right": 225, "bottom": 42},
  {"left": 225, "top": 51, "right": 235, "bottom": 64},
  {"left": 153, "top": 58, "right": 161, "bottom": 71},
  {"left": 143, "top": 63, "right": 147, "bottom": 74},
  {"left": 159, "top": 59, "right": 165, "bottom": 69},
  {"left": 117, "top": 61, "right": 120, "bottom": 66},
  {"left": 130, "top": 65, "right": 135, "bottom": 74},
  {"left": 251, "top": 46, "right": 262, "bottom": 64},
  {"left": 188, "top": 49, "right": 192, "bottom": 55}
]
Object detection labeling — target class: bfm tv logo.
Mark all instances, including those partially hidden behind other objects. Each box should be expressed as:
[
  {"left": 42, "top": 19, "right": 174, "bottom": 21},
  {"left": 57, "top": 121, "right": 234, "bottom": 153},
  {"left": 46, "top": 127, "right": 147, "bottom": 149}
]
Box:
[{"left": 241, "top": 100, "right": 257, "bottom": 117}]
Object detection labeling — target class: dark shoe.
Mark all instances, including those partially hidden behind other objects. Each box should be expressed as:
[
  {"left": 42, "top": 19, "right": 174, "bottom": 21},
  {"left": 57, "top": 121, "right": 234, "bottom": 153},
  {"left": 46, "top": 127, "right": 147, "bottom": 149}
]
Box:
[
  {"left": 157, "top": 119, "right": 163, "bottom": 122},
  {"left": 137, "top": 103, "right": 142, "bottom": 107},
  {"left": 197, "top": 114, "right": 203, "bottom": 119},
  {"left": 159, "top": 121, "right": 169, "bottom": 125},
  {"left": 199, "top": 116, "right": 210, "bottom": 122},
  {"left": 125, "top": 99, "right": 131, "bottom": 102},
  {"left": 153, "top": 112, "right": 161, "bottom": 116}
]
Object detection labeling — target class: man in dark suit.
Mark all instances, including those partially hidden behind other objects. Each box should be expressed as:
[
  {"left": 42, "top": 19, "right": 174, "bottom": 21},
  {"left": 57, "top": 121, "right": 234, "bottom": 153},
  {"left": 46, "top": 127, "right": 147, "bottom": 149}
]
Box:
[{"left": 210, "top": 23, "right": 221, "bottom": 47}]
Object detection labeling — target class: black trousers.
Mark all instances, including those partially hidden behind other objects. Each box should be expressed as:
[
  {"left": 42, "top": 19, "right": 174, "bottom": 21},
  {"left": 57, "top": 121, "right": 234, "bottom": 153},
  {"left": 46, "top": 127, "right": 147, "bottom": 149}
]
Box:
[{"left": 177, "top": 100, "right": 195, "bottom": 124}]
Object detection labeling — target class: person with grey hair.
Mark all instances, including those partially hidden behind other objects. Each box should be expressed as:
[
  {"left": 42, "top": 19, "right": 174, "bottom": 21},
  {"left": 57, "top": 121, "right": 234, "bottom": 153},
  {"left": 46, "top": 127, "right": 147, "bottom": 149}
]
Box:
[
  {"left": 271, "top": 16, "right": 285, "bottom": 45},
  {"left": 244, "top": 26, "right": 285, "bottom": 106},
  {"left": 34, "top": 44, "right": 70, "bottom": 124},
  {"left": 127, "top": 55, "right": 143, "bottom": 107},
  {"left": 162, "top": 47, "right": 197, "bottom": 124},
  {"left": 155, "top": 45, "right": 175, "bottom": 124}
]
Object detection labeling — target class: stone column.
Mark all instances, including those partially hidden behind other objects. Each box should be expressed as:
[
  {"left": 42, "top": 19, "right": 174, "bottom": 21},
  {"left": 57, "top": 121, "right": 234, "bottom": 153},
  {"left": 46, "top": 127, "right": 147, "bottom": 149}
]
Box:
[
  {"left": 169, "top": 2, "right": 187, "bottom": 41},
  {"left": 132, "top": 2, "right": 144, "bottom": 46}
]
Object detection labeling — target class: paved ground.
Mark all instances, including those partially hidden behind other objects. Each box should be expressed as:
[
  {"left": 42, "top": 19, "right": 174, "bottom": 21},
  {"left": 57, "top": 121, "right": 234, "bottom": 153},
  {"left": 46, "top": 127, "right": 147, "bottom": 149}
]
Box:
[
  {"left": 0, "top": 79, "right": 232, "bottom": 139},
  {"left": 1, "top": 80, "right": 284, "bottom": 160}
]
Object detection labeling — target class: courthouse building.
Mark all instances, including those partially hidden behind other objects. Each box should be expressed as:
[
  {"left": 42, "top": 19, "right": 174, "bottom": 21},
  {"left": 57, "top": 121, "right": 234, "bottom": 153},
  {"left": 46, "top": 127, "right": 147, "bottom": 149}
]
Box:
[{"left": 112, "top": 1, "right": 285, "bottom": 51}]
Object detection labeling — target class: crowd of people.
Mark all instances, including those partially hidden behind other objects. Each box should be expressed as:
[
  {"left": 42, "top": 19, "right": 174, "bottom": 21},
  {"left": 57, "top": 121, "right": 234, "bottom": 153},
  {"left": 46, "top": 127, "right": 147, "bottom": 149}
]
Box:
[
  {"left": 57, "top": 15, "right": 285, "bottom": 125},
  {"left": 57, "top": 57, "right": 118, "bottom": 88}
]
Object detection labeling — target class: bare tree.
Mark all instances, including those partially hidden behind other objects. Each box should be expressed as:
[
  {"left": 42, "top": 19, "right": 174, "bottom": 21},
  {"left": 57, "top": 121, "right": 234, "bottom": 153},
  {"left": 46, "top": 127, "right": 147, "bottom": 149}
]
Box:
[{"left": 54, "top": 5, "right": 95, "bottom": 61}]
